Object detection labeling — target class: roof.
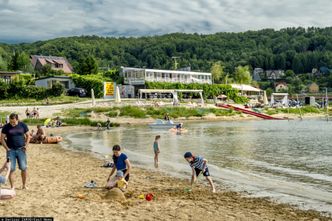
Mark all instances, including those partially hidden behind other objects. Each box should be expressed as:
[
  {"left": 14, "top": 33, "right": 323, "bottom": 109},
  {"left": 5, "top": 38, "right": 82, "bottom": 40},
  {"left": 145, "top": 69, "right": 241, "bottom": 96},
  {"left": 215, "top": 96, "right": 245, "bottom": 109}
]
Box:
[
  {"left": 139, "top": 89, "right": 203, "bottom": 93},
  {"left": 0, "top": 71, "right": 21, "bottom": 75},
  {"left": 230, "top": 84, "right": 262, "bottom": 92},
  {"left": 31, "top": 55, "right": 73, "bottom": 73},
  {"left": 35, "top": 76, "right": 72, "bottom": 81},
  {"left": 122, "top": 67, "right": 211, "bottom": 76}
]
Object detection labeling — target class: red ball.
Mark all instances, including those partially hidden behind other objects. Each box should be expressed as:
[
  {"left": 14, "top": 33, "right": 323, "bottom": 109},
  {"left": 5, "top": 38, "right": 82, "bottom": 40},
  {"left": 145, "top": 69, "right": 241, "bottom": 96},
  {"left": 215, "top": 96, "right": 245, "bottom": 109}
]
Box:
[{"left": 145, "top": 193, "right": 153, "bottom": 201}]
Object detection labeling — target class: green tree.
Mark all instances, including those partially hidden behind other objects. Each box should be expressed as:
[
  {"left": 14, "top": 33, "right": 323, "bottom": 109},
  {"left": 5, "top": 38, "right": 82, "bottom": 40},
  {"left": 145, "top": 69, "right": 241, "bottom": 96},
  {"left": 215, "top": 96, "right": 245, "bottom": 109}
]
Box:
[
  {"left": 78, "top": 56, "right": 98, "bottom": 75},
  {"left": 0, "top": 56, "right": 7, "bottom": 70},
  {"left": 210, "top": 62, "right": 225, "bottom": 83},
  {"left": 17, "top": 52, "right": 32, "bottom": 72},
  {"left": 9, "top": 51, "right": 19, "bottom": 71},
  {"left": 234, "top": 65, "right": 252, "bottom": 84}
]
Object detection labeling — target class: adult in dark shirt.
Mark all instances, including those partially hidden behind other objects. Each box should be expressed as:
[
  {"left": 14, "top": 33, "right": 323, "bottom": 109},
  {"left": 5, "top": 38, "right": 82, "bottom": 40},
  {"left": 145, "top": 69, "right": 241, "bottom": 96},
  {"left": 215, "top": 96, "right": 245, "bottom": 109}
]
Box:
[
  {"left": 106, "top": 145, "right": 131, "bottom": 184},
  {"left": 1, "top": 113, "right": 30, "bottom": 189}
]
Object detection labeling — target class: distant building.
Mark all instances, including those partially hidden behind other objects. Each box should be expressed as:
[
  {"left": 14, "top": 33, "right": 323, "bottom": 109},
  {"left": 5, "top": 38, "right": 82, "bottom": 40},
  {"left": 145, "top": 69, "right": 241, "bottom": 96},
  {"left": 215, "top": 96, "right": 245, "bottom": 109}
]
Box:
[
  {"left": 0, "top": 71, "right": 21, "bottom": 83},
  {"left": 308, "top": 82, "right": 319, "bottom": 93},
  {"left": 35, "top": 76, "right": 75, "bottom": 90},
  {"left": 30, "top": 55, "right": 73, "bottom": 74},
  {"left": 266, "top": 70, "right": 285, "bottom": 80},
  {"left": 253, "top": 68, "right": 263, "bottom": 81},
  {"left": 275, "top": 81, "right": 288, "bottom": 92},
  {"left": 121, "top": 67, "right": 212, "bottom": 85}
]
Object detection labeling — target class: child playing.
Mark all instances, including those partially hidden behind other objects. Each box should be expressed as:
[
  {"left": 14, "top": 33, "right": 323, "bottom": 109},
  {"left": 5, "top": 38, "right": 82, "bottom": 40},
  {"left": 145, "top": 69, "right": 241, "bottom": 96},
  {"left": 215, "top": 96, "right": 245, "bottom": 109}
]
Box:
[
  {"left": 184, "top": 152, "right": 216, "bottom": 193},
  {"left": 0, "top": 159, "right": 16, "bottom": 200},
  {"left": 106, "top": 170, "right": 128, "bottom": 191},
  {"left": 153, "top": 135, "right": 161, "bottom": 168},
  {"left": 106, "top": 145, "right": 131, "bottom": 186}
]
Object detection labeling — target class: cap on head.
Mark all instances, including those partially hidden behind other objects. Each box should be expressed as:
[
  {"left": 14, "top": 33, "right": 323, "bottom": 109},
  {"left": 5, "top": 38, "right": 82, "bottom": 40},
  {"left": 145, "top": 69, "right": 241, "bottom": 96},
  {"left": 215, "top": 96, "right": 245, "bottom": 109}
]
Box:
[
  {"left": 116, "top": 170, "right": 124, "bottom": 177},
  {"left": 184, "top": 152, "right": 193, "bottom": 158}
]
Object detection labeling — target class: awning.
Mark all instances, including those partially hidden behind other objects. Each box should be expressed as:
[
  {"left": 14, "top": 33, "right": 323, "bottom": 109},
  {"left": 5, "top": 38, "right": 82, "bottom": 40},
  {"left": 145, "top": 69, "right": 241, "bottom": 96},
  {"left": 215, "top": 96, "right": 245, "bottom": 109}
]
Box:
[{"left": 230, "top": 84, "right": 262, "bottom": 92}]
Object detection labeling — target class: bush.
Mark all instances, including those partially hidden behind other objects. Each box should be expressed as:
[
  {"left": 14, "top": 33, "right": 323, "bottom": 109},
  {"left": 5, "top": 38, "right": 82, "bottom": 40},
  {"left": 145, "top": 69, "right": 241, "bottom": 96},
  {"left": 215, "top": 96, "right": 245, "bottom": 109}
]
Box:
[
  {"left": 119, "top": 106, "right": 146, "bottom": 118},
  {"left": 71, "top": 74, "right": 111, "bottom": 98},
  {"left": 47, "top": 82, "right": 64, "bottom": 97}
]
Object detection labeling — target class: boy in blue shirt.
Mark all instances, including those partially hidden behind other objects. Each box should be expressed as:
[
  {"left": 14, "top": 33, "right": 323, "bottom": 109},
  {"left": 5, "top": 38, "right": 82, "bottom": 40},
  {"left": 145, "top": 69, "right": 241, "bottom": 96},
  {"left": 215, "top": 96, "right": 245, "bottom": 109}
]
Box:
[
  {"left": 106, "top": 145, "right": 132, "bottom": 185},
  {"left": 184, "top": 152, "right": 216, "bottom": 193}
]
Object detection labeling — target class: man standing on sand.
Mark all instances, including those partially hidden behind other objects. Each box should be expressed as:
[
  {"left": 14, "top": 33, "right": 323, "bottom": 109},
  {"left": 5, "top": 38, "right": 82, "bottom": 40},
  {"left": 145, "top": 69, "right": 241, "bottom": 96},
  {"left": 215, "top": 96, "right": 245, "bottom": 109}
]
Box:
[{"left": 1, "top": 113, "right": 30, "bottom": 189}]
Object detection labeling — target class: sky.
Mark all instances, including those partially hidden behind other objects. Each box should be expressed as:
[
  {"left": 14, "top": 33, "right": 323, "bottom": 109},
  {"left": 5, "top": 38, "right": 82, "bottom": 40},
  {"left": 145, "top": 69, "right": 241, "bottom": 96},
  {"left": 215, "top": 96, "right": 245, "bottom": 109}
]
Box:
[{"left": 0, "top": 0, "right": 332, "bottom": 43}]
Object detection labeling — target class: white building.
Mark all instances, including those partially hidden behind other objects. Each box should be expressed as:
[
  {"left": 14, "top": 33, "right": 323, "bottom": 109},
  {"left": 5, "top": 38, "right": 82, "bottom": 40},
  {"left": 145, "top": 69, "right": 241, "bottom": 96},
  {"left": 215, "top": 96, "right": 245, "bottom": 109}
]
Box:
[
  {"left": 121, "top": 67, "right": 212, "bottom": 85},
  {"left": 35, "top": 76, "right": 75, "bottom": 90}
]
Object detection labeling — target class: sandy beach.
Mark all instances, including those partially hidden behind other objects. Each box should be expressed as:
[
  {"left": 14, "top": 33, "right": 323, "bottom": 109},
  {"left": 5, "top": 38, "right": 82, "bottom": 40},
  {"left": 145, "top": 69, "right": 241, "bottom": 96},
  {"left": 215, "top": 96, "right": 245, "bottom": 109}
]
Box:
[{"left": 0, "top": 126, "right": 330, "bottom": 221}]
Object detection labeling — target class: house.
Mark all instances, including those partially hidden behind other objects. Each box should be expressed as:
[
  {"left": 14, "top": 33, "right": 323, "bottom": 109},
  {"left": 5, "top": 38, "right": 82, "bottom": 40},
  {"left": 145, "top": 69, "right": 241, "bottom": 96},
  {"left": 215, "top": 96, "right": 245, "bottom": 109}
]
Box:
[
  {"left": 0, "top": 71, "right": 21, "bottom": 83},
  {"left": 308, "top": 82, "right": 319, "bottom": 93},
  {"left": 265, "top": 70, "right": 285, "bottom": 80},
  {"left": 253, "top": 68, "right": 263, "bottom": 81},
  {"left": 275, "top": 81, "right": 288, "bottom": 92},
  {"left": 121, "top": 67, "right": 212, "bottom": 85},
  {"left": 35, "top": 76, "right": 75, "bottom": 90},
  {"left": 30, "top": 55, "right": 73, "bottom": 74},
  {"left": 121, "top": 66, "right": 212, "bottom": 95}
]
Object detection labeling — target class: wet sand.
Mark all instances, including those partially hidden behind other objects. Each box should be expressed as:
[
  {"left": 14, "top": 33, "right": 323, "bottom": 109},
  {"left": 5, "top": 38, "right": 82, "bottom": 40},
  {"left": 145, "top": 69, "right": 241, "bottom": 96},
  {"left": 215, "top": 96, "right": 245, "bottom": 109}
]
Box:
[{"left": 0, "top": 127, "right": 331, "bottom": 221}]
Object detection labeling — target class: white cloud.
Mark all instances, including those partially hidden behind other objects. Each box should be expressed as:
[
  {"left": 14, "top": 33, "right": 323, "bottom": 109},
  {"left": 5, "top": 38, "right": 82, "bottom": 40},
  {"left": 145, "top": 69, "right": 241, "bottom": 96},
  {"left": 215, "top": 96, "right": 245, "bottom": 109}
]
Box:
[{"left": 0, "top": 0, "right": 331, "bottom": 42}]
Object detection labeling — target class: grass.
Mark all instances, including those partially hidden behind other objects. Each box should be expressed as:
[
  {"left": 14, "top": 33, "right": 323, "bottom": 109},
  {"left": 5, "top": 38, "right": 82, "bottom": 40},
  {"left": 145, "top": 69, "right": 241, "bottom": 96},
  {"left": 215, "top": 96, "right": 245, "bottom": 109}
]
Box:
[
  {"left": 264, "top": 106, "right": 323, "bottom": 115},
  {"left": 0, "top": 95, "right": 89, "bottom": 106},
  {"left": 0, "top": 111, "right": 11, "bottom": 121},
  {"left": 61, "top": 106, "right": 239, "bottom": 119},
  {"left": 22, "top": 117, "right": 119, "bottom": 127}
]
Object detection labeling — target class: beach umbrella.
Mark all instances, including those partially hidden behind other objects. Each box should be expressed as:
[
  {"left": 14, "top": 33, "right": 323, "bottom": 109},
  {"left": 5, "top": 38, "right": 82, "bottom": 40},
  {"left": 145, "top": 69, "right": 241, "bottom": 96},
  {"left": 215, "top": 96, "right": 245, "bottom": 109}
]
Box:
[
  {"left": 115, "top": 86, "right": 121, "bottom": 103},
  {"left": 263, "top": 91, "right": 269, "bottom": 106},
  {"left": 44, "top": 118, "right": 51, "bottom": 126}
]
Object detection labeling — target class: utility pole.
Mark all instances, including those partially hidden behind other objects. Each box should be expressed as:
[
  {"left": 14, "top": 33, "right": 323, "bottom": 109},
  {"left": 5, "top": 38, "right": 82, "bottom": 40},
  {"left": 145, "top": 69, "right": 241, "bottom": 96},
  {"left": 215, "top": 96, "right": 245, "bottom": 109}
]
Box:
[{"left": 326, "top": 87, "right": 329, "bottom": 121}]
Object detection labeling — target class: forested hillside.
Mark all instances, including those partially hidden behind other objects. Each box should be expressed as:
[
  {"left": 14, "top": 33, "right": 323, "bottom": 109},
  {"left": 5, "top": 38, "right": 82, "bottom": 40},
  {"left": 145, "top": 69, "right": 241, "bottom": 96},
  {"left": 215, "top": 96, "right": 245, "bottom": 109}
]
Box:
[{"left": 1, "top": 27, "right": 332, "bottom": 75}]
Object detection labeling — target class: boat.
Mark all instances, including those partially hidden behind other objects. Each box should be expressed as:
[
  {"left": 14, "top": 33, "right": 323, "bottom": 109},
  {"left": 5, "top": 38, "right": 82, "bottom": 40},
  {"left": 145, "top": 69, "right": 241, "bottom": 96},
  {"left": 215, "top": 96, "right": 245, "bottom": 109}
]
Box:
[{"left": 148, "top": 119, "right": 179, "bottom": 129}]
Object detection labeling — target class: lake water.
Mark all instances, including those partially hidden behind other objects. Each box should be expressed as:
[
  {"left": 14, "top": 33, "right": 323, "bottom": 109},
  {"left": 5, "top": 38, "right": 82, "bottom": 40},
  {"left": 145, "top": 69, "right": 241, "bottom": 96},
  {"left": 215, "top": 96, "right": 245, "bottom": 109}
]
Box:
[{"left": 61, "top": 119, "right": 332, "bottom": 215}]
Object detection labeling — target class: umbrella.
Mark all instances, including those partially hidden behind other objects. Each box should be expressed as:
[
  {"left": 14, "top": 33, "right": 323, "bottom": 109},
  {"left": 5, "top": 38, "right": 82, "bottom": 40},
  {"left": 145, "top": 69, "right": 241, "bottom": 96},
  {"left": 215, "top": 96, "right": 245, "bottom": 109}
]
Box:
[
  {"left": 44, "top": 118, "right": 51, "bottom": 126},
  {"left": 263, "top": 91, "right": 269, "bottom": 105},
  {"left": 115, "top": 86, "right": 121, "bottom": 103}
]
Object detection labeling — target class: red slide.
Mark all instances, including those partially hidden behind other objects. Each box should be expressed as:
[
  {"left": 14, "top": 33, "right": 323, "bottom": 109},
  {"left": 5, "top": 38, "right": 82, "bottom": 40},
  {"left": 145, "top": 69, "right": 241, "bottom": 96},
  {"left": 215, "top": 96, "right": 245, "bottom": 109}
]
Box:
[{"left": 216, "top": 104, "right": 285, "bottom": 120}]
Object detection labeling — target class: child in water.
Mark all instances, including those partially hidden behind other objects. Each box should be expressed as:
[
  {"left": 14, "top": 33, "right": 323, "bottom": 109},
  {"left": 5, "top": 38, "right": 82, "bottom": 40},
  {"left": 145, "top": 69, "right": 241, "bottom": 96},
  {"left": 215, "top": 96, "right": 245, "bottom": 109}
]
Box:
[
  {"left": 106, "top": 170, "right": 128, "bottom": 191},
  {"left": 184, "top": 152, "right": 216, "bottom": 193},
  {"left": 153, "top": 135, "right": 161, "bottom": 168}
]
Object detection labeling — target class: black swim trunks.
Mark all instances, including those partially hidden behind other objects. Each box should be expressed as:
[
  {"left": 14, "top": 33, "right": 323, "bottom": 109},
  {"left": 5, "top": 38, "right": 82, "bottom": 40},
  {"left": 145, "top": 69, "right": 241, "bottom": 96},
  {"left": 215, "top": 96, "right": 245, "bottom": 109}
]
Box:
[{"left": 195, "top": 167, "right": 210, "bottom": 177}]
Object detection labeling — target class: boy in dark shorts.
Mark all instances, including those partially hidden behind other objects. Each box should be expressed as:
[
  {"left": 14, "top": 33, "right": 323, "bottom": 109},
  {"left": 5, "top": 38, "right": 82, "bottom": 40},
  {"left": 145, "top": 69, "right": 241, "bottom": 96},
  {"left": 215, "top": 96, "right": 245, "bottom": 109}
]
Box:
[{"left": 184, "top": 152, "right": 216, "bottom": 193}]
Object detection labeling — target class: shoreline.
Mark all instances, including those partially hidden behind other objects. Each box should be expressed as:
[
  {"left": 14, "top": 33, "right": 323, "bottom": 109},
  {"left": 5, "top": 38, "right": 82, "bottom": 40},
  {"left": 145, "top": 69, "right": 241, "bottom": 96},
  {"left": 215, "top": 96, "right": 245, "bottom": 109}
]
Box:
[{"left": 0, "top": 126, "right": 331, "bottom": 220}]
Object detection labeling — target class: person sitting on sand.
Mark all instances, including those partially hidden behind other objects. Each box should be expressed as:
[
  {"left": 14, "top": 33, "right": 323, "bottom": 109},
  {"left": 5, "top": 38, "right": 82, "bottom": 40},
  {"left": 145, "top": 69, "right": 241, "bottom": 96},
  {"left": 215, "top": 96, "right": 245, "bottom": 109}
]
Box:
[
  {"left": 183, "top": 152, "right": 216, "bottom": 193},
  {"left": 33, "top": 125, "right": 46, "bottom": 144},
  {"left": 106, "top": 145, "right": 131, "bottom": 186},
  {"left": 55, "top": 117, "right": 62, "bottom": 127},
  {"left": 0, "top": 159, "right": 16, "bottom": 200},
  {"left": 164, "top": 113, "right": 170, "bottom": 121},
  {"left": 106, "top": 170, "right": 128, "bottom": 191},
  {"left": 153, "top": 135, "right": 161, "bottom": 168},
  {"left": 106, "top": 118, "right": 111, "bottom": 130}
]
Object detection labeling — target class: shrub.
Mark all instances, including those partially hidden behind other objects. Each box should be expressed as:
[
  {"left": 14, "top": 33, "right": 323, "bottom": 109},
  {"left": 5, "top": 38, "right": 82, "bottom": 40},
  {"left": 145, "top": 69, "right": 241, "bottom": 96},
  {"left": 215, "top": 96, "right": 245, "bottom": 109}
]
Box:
[
  {"left": 47, "top": 82, "right": 64, "bottom": 97},
  {"left": 119, "top": 106, "right": 146, "bottom": 118}
]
